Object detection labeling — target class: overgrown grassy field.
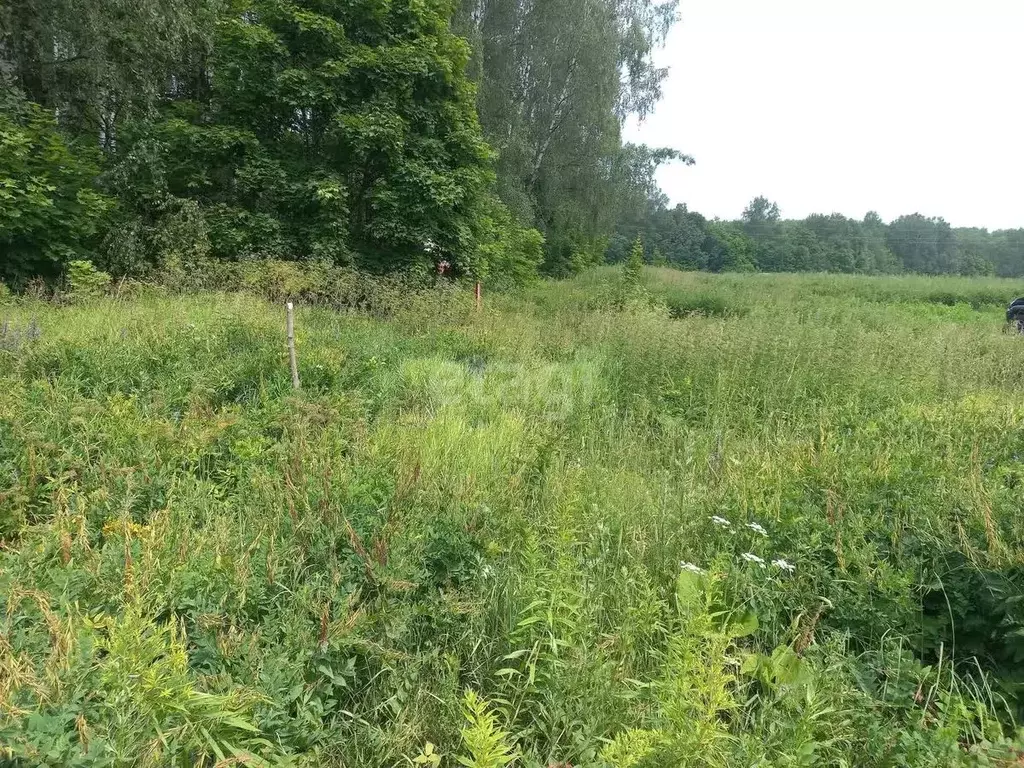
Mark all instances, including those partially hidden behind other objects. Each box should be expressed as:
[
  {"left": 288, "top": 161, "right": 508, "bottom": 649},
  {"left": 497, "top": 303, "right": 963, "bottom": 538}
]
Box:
[{"left": 3, "top": 268, "right": 1024, "bottom": 766}]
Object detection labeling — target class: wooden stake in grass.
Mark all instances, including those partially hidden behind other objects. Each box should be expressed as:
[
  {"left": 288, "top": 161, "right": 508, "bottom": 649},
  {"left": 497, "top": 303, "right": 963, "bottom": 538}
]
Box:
[
  {"left": 475, "top": 281, "right": 482, "bottom": 312},
  {"left": 286, "top": 301, "right": 300, "bottom": 390}
]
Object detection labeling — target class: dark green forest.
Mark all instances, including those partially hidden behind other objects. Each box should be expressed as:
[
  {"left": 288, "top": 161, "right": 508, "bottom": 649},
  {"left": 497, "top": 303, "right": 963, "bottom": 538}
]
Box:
[
  {"left": 2, "top": 0, "right": 1024, "bottom": 285},
  {"left": 0, "top": 0, "right": 678, "bottom": 285}
]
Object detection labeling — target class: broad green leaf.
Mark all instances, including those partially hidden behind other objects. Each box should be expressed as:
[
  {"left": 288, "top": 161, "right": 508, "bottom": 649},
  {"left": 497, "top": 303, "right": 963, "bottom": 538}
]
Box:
[
  {"left": 728, "top": 609, "right": 759, "bottom": 639},
  {"left": 675, "top": 569, "right": 705, "bottom": 613}
]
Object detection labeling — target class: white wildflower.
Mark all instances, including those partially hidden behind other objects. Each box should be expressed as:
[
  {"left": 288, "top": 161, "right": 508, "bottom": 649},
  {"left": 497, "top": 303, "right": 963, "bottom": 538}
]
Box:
[
  {"left": 680, "top": 561, "right": 706, "bottom": 575},
  {"left": 772, "top": 559, "right": 796, "bottom": 573},
  {"left": 710, "top": 515, "right": 732, "bottom": 528},
  {"left": 746, "top": 522, "right": 768, "bottom": 537},
  {"left": 741, "top": 552, "right": 766, "bottom": 567}
]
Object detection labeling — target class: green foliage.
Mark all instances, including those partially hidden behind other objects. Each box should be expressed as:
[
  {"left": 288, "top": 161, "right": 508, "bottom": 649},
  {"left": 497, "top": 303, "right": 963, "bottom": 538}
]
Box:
[
  {"left": 86, "top": 0, "right": 498, "bottom": 274},
  {"left": 0, "top": 97, "right": 113, "bottom": 285},
  {"left": 89, "top": 609, "right": 272, "bottom": 764},
  {"left": 623, "top": 236, "right": 645, "bottom": 288},
  {"left": 615, "top": 199, "right": 1024, "bottom": 277},
  {"left": 6, "top": 0, "right": 1024, "bottom": 286},
  {"left": 472, "top": 196, "right": 546, "bottom": 288},
  {"left": 0, "top": 603, "right": 276, "bottom": 765},
  {"left": 457, "top": 690, "right": 518, "bottom": 768},
  {"left": 0, "top": 0, "right": 207, "bottom": 138},
  {"left": 412, "top": 741, "right": 443, "bottom": 767},
  {"left": 603, "top": 569, "right": 755, "bottom": 766},
  {"left": 458, "top": 0, "right": 683, "bottom": 274},
  {"left": 707, "top": 221, "right": 756, "bottom": 272},
  {"left": 887, "top": 214, "right": 962, "bottom": 275},
  {"left": 611, "top": 235, "right": 651, "bottom": 310},
  {"left": 660, "top": 292, "right": 739, "bottom": 319},
  {"left": 1, "top": 0, "right": 543, "bottom": 287},
  {"left": 3, "top": 270, "right": 1024, "bottom": 764},
  {"left": 66, "top": 260, "right": 112, "bottom": 300}
]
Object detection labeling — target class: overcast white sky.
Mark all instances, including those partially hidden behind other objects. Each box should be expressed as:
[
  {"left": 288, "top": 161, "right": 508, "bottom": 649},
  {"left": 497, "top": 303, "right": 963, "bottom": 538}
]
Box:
[{"left": 624, "top": 0, "right": 1024, "bottom": 230}]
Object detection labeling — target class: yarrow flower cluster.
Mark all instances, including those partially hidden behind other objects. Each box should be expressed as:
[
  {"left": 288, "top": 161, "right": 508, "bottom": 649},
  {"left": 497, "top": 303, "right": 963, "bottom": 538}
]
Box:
[
  {"left": 710, "top": 516, "right": 771, "bottom": 539},
  {"left": 684, "top": 516, "right": 796, "bottom": 579},
  {"left": 746, "top": 522, "right": 768, "bottom": 536}
]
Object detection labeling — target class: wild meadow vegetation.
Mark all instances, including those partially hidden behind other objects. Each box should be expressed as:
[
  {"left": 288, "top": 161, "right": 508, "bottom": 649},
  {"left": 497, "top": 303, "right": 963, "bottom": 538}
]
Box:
[
  {"left": 3, "top": 266, "right": 1024, "bottom": 766},
  {"left": 5, "top": 0, "right": 1024, "bottom": 762}
]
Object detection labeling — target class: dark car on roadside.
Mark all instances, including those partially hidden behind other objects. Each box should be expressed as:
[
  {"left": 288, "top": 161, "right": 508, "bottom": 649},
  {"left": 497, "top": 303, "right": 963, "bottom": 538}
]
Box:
[{"left": 1008, "top": 297, "right": 1024, "bottom": 332}]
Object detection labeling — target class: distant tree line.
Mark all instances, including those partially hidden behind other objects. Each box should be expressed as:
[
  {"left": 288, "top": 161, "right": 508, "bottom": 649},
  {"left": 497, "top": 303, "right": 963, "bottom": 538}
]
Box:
[
  {"left": 0, "top": 0, "right": 679, "bottom": 287},
  {"left": 609, "top": 196, "right": 1024, "bottom": 277}
]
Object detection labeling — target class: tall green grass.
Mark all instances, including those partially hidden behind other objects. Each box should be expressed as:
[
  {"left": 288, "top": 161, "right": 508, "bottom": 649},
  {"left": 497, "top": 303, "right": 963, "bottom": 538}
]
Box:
[{"left": 2, "top": 270, "right": 1024, "bottom": 766}]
